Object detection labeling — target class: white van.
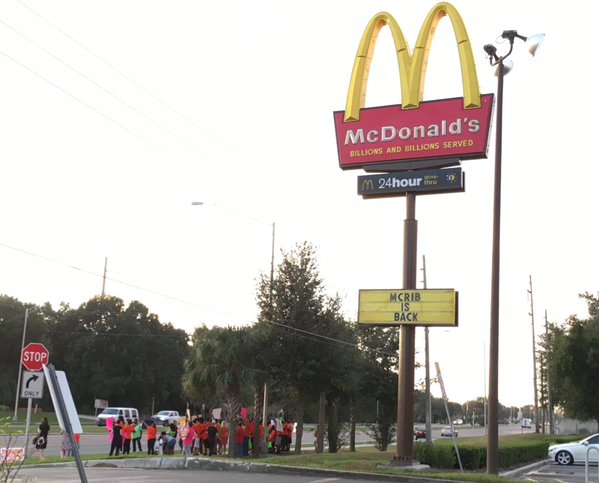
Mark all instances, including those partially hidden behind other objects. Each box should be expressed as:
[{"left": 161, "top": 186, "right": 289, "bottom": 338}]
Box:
[{"left": 96, "top": 407, "right": 139, "bottom": 426}]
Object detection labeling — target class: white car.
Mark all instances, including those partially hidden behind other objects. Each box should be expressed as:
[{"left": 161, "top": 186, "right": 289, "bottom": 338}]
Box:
[
  {"left": 548, "top": 433, "right": 599, "bottom": 465},
  {"left": 151, "top": 410, "right": 180, "bottom": 426},
  {"left": 440, "top": 425, "right": 458, "bottom": 437}
]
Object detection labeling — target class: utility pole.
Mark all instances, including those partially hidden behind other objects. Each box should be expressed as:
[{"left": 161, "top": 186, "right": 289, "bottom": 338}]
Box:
[
  {"left": 528, "top": 275, "right": 540, "bottom": 433},
  {"left": 13, "top": 308, "right": 30, "bottom": 421},
  {"left": 545, "top": 310, "right": 554, "bottom": 434},
  {"left": 101, "top": 257, "right": 108, "bottom": 297},
  {"left": 421, "top": 255, "right": 432, "bottom": 442}
]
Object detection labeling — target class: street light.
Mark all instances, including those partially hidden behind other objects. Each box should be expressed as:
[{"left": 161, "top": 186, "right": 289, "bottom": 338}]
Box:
[{"left": 483, "top": 30, "right": 544, "bottom": 475}]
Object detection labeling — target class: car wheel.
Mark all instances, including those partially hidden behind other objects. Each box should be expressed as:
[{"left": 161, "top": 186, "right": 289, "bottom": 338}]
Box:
[{"left": 555, "top": 450, "right": 574, "bottom": 465}]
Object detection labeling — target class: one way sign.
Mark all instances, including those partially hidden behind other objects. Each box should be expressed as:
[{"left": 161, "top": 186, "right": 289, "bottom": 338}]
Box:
[{"left": 21, "top": 371, "right": 44, "bottom": 399}]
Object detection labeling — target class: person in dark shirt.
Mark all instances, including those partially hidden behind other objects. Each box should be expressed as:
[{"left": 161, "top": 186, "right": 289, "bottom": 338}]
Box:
[
  {"left": 35, "top": 417, "right": 50, "bottom": 461},
  {"left": 109, "top": 417, "right": 123, "bottom": 456}
]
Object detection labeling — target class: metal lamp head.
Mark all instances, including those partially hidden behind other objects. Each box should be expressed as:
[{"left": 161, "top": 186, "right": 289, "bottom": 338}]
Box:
[
  {"left": 494, "top": 59, "right": 514, "bottom": 77},
  {"left": 526, "top": 33, "right": 545, "bottom": 57}
]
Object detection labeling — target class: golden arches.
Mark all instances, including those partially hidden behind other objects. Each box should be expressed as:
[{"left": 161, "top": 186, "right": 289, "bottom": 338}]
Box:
[{"left": 344, "top": 2, "right": 481, "bottom": 122}]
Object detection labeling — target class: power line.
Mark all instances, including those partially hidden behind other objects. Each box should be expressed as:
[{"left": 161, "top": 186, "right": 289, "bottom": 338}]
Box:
[
  {"left": 14, "top": 0, "right": 230, "bottom": 151},
  {"left": 0, "top": 48, "right": 160, "bottom": 150},
  {"left": 0, "top": 18, "right": 205, "bottom": 154},
  {"left": 0, "top": 241, "right": 396, "bottom": 358}
]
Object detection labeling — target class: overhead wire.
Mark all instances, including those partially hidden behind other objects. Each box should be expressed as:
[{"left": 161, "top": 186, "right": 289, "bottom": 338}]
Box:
[
  {"left": 0, "top": 48, "right": 160, "bottom": 150},
  {"left": 14, "top": 0, "right": 231, "bottom": 151},
  {"left": 0, "top": 241, "right": 397, "bottom": 358}
]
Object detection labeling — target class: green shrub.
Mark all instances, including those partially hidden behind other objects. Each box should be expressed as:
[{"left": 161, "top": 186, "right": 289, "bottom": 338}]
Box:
[
  {"left": 414, "top": 441, "right": 456, "bottom": 469},
  {"left": 414, "top": 434, "right": 580, "bottom": 471}
]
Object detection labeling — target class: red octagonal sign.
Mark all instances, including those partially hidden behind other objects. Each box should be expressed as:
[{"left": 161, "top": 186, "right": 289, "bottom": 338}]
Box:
[{"left": 21, "top": 342, "right": 49, "bottom": 371}]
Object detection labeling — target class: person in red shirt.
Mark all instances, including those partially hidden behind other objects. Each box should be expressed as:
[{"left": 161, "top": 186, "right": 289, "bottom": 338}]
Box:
[
  {"left": 282, "top": 419, "right": 293, "bottom": 453},
  {"left": 267, "top": 424, "right": 276, "bottom": 453},
  {"left": 146, "top": 420, "right": 157, "bottom": 455},
  {"left": 243, "top": 417, "right": 254, "bottom": 456},
  {"left": 235, "top": 420, "right": 245, "bottom": 458},
  {"left": 192, "top": 417, "right": 203, "bottom": 455},
  {"left": 219, "top": 421, "right": 229, "bottom": 455},
  {"left": 121, "top": 419, "right": 134, "bottom": 455}
]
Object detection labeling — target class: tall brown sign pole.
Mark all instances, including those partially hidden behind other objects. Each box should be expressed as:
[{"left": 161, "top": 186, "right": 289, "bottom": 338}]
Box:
[
  {"left": 396, "top": 192, "right": 417, "bottom": 463},
  {"left": 333, "top": 2, "right": 495, "bottom": 468}
]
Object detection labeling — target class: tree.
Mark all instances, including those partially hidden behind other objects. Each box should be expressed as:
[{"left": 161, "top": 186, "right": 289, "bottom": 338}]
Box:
[
  {"left": 545, "top": 293, "right": 599, "bottom": 422},
  {"left": 45, "top": 295, "right": 189, "bottom": 413},
  {"left": 255, "top": 242, "right": 352, "bottom": 453},
  {"left": 182, "top": 325, "right": 261, "bottom": 457},
  {"left": 0, "top": 297, "right": 47, "bottom": 408},
  {"left": 357, "top": 325, "right": 399, "bottom": 451}
]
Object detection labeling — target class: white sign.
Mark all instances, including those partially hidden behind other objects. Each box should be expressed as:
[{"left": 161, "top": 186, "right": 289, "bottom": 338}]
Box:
[
  {"left": 43, "top": 366, "right": 83, "bottom": 434},
  {"left": 20, "top": 371, "right": 44, "bottom": 399}
]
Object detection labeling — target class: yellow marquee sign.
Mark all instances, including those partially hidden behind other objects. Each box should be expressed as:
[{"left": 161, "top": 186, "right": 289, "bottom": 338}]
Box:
[{"left": 358, "top": 289, "right": 458, "bottom": 326}]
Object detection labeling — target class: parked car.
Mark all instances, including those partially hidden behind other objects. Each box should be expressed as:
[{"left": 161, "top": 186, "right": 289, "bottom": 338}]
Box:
[
  {"left": 548, "top": 433, "right": 599, "bottom": 465},
  {"left": 151, "top": 410, "right": 180, "bottom": 426},
  {"left": 414, "top": 426, "right": 426, "bottom": 440},
  {"left": 440, "top": 425, "right": 458, "bottom": 437},
  {"left": 96, "top": 407, "right": 139, "bottom": 426},
  {"left": 452, "top": 418, "right": 464, "bottom": 425}
]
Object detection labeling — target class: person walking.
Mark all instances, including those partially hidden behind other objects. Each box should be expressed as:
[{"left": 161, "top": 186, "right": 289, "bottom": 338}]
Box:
[
  {"left": 60, "top": 430, "right": 72, "bottom": 458},
  {"left": 34, "top": 417, "right": 50, "bottom": 461}
]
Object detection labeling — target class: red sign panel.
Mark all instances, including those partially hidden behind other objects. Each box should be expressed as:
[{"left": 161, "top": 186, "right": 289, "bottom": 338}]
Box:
[
  {"left": 21, "top": 342, "right": 49, "bottom": 371},
  {"left": 334, "top": 94, "right": 494, "bottom": 171}
]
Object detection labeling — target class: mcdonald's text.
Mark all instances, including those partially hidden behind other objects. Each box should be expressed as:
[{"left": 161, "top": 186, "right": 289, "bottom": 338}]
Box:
[{"left": 335, "top": 95, "right": 493, "bottom": 170}]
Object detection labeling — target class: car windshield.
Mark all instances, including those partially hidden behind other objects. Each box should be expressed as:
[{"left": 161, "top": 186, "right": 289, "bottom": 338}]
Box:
[
  {"left": 102, "top": 409, "right": 118, "bottom": 415},
  {"left": 157, "top": 411, "right": 170, "bottom": 416}
]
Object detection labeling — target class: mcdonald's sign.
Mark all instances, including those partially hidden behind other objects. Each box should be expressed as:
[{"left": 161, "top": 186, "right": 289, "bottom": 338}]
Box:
[{"left": 334, "top": 2, "right": 493, "bottom": 171}]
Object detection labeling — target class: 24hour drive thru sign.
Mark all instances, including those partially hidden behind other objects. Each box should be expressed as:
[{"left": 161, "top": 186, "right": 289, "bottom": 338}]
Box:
[{"left": 358, "top": 289, "right": 458, "bottom": 326}]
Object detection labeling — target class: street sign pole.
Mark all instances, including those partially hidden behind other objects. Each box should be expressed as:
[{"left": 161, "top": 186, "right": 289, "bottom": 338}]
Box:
[{"left": 24, "top": 397, "right": 32, "bottom": 456}]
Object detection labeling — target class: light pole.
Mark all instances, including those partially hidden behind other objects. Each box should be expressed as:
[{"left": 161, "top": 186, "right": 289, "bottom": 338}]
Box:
[
  {"left": 483, "top": 30, "right": 544, "bottom": 474},
  {"left": 13, "top": 308, "right": 31, "bottom": 422}
]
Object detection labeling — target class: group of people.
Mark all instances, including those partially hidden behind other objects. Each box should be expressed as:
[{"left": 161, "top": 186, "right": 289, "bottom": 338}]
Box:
[
  {"left": 107, "top": 416, "right": 148, "bottom": 456},
  {"left": 106, "top": 413, "right": 295, "bottom": 458}
]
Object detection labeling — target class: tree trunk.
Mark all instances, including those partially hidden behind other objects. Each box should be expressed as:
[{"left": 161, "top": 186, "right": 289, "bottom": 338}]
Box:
[
  {"left": 327, "top": 399, "right": 339, "bottom": 453},
  {"left": 317, "top": 392, "right": 326, "bottom": 453},
  {"left": 252, "top": 384, "right": 262, "bottom": 457},
  {"left": 349, "top": 399, "right": 356, "bottom": 452},
  {"left": 225, "top": 394, "right": 241, "bottom": 458},
  {"left": 294, "top": 404, "right": 304, "bottom": 454}
]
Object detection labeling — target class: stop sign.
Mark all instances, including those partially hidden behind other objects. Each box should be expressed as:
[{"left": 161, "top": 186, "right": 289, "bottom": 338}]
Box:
[{"left": 21, "top": 343, "right": 49, "bottom": 371}]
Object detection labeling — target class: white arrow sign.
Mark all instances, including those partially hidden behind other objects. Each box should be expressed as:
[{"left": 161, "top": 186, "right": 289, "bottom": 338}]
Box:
[{"left": 21, "top": 371, "right": 44, "bottom": 399}]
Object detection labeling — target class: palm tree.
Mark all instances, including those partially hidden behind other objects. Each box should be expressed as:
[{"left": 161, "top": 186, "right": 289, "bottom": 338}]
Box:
[{"left": 182, "top": 325, "right": 257, "bottom": 457}]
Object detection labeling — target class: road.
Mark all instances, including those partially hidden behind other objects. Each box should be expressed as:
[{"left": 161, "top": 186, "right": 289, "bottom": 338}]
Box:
[
  {"left": 16, "top": 466, "right": 406, "bottom": 483},
  {"left": 2, "top": 422, "right": 534, "bottom": 459}
]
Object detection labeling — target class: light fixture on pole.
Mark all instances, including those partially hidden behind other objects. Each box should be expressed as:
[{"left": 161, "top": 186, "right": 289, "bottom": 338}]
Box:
[{"left": 483, "top": 29, "right": 544, "bottom": 475}]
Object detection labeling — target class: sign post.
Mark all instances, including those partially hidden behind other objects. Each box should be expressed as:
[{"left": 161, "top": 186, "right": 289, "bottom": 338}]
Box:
[{"left": 20, "top": 343, "right": 49, "bottom": 457}]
